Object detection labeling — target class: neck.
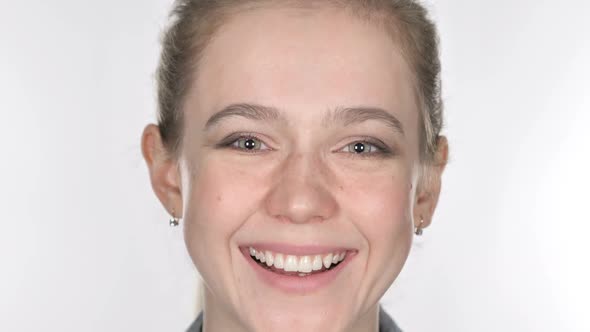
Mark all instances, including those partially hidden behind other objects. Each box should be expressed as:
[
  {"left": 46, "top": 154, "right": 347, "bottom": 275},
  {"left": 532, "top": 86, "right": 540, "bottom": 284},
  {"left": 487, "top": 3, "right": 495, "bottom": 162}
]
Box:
[
  {"left": 202, "top": 288, "right": 380, "bottom": 332},
  {"left": 202, "top": 288, "right": 247, "bottom": 332},
  {"left": 348, "top": 303, "right": 380, "bottom": 332}
]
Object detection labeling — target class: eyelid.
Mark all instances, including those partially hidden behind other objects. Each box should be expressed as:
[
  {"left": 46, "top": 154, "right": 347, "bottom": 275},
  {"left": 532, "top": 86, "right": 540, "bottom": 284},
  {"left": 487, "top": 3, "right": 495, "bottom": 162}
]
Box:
[
  {"left": 218, "top": 132, "right": 273, "bottom": 153},
  {"left": 335, "top": 136, "right": 393, "bottom": 157},
  {"left": 215, "top": 132, "right": 395, "bottom": 158}
]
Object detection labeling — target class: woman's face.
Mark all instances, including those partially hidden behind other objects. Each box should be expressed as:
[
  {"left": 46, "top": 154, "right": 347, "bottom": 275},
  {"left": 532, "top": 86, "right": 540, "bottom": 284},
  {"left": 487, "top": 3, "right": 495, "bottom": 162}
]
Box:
[{"left": 177, "top": 6, "right": 425, "bottom": 332}]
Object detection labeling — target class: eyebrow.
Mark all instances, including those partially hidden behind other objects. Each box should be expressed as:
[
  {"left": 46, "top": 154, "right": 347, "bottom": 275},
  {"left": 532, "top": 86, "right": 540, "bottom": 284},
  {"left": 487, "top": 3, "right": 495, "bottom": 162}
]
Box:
[
  {"left": 204, "top": 102, "right": 405, "bottom": 136},
  {"left": 324, "top": 105, "right": 405, "bottom": 136},
  {"left": 204, "top": 103, "right": 287, "bottom": 130}
]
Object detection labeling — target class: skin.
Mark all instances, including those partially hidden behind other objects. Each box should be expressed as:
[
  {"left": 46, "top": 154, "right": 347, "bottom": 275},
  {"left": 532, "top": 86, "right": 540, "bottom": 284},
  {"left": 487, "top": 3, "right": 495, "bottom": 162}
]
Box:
[{"left": 142, "top": 5, "right": 448, "bottom": 332}]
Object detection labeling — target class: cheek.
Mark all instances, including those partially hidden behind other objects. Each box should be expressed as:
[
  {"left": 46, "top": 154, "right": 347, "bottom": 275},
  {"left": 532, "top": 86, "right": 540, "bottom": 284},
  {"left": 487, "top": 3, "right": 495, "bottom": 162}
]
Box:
[
  {"left": 340, "top": 160, "right": 412, "bottom": 229},
  {"left": 370, "top": 188, "right": 412, "bottom": 261},
  {"left": 341, "top": 169, "right": 413, "bottom": 266},
  {"left": 182, "top": 159, "right": 261, "bottom": 283},
  {"left": 350, "top": 179, "right": 411, "bottom": 246},
  {"left": 340, "top": 170, "right": 413, "bottom": 304}
]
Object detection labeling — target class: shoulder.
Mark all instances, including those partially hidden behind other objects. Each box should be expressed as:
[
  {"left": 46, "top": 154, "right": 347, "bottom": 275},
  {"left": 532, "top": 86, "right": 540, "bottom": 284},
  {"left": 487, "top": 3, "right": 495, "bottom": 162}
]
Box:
[
  {"left": 186, "top": 311, "right": 203, "bottom": 332},
  {"left": 379, "top": 305, "right": 403, "bottom": 332}
]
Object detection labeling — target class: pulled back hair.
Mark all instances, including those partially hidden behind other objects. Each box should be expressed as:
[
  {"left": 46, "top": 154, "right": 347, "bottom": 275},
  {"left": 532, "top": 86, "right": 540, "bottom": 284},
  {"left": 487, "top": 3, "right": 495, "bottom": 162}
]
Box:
[{"left": 156, "top": 0, "right": 443, "bottom": 164}]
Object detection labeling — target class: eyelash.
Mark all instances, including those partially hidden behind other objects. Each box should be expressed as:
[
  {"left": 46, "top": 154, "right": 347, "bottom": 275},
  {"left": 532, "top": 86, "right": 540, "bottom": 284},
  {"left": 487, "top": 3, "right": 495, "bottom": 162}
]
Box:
[
  {"left": 218, "top": 133, "right": 394, "bottom": 158},
  {"left": 217, "top": 133, "right": 272, "bottom": 153},
  {"left": 338, "top": 137, "right": 393, "bottom": 158}
]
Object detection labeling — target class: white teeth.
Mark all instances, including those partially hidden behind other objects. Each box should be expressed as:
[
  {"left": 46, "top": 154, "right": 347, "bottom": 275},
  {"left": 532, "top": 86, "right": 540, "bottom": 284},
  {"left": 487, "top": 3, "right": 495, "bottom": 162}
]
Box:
[
  {"left": 298, "top": 256, "right": 312, "bottom": 273},
  {"left": 248, "top": 247, "right": 348, "bottom": 272},
  {"left": 284, "top": 255, "right": 298, "bottom": 272},
  {"left": 332, "top": 253, "right": 339, "bottom": 264},
  {"left": 274, "top": 253, "right": 284, "bottom": 269},
  {"left": 323, "top": 253, "right": 333, "bottom": 269},
  {"left": 265, "top": 251, "right": 274, "bottom": 267},
  {"left": 312, "top": 255, "right": 323, "bottom": 271},
  {"left": 333, "top": 252, "right": 345, "bottom": 263}
]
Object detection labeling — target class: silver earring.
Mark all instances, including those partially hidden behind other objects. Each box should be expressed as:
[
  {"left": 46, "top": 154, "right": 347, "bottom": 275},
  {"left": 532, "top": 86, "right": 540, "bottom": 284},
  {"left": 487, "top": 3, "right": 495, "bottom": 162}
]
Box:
[
  {"left": 415, "top": 218, "right": 424, "bottom": 236},
  {"left": 169, "top": 209, "right": 180, "bottom": 227}
]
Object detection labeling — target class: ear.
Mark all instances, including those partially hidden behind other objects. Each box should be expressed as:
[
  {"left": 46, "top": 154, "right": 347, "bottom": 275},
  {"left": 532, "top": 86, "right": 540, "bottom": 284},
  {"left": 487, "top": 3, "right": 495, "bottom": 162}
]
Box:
[
  {"left": 413, "top": 136, "right": 449, "bottom": 229},
  {"left": 141, "top": 124, "right": 183, "bottom": 218}
]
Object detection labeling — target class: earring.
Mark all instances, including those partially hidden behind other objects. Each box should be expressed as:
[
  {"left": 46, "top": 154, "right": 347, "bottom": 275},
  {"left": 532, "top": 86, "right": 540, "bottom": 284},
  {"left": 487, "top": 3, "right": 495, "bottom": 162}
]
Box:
[
  {"left": 415, "top": 218, "right": 424, "bottom": 236},
  {"left": 169, "top": 208, "right": 180, "bottom": 227}
]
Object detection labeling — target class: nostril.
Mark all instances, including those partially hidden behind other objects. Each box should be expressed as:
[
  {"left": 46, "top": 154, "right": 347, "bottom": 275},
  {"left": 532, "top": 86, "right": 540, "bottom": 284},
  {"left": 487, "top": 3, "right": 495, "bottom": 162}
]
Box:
[{"left": 273, "top": 214, "right": 326, "bottom": 225}]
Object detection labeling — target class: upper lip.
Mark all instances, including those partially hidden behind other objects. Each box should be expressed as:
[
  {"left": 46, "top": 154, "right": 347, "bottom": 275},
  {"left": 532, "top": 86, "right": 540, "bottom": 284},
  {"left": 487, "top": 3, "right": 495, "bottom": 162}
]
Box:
[{"left": 240, "top": 242, "right": 357, "bottom": 256}]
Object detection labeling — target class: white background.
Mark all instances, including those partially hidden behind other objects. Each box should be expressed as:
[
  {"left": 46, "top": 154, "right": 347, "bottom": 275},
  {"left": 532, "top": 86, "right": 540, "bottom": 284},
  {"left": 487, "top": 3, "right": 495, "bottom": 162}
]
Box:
[{"left": 1, "top": 0, "right": 588, "bottom": 331}]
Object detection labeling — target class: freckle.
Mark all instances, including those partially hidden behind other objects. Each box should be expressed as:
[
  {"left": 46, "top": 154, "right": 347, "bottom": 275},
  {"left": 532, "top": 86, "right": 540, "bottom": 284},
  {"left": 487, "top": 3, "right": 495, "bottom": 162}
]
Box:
[
  {"left": 216, "top": 195, "right": 222, "bottom": 202},
  {"left": 339, "top": 186, "right": 344, "bottom": 191}
]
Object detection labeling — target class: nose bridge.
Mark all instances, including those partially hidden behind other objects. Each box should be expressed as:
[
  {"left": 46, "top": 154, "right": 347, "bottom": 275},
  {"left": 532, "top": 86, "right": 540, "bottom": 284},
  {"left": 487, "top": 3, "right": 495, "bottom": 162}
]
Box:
[
  {"left": 285, "top": 150, "right": 319, "bottom": 181},
  {"left": 264, "top": 149, "right": 338, "bottom": 224}
]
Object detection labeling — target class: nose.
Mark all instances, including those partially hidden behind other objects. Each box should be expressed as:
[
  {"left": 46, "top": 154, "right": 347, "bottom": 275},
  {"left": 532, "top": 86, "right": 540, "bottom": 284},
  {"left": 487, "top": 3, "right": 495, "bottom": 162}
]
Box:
[{"left": 264, "top": 151, "right": 338, "bottom": 224}]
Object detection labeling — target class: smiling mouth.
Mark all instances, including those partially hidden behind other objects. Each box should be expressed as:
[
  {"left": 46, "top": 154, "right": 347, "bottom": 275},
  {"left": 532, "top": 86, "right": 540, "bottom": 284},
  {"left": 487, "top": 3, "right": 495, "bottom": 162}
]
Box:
[{"left": 247, "top": 246, "right": 348, "bottom": 277}]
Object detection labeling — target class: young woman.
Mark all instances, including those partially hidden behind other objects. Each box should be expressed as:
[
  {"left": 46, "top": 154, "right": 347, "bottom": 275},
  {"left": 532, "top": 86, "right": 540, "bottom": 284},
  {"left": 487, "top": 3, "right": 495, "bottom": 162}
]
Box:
[{"left": 141, "top": 0, "right": 448, "bottom": 331}]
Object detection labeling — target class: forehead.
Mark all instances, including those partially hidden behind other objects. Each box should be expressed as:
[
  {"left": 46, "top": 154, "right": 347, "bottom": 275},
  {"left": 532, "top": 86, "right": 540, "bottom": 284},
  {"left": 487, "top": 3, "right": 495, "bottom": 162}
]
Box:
[{"left": 190, "top": 5, "right": 418, "bottom": 131}]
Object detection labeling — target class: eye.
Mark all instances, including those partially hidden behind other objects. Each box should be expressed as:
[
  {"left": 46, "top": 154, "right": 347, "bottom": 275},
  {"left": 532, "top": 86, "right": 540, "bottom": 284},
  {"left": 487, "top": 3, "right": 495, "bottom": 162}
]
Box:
[
  {"left": 222, "top": 134, "right": 271, "bottom": 153},
  {"left": 344, "top": 142, "right": 380, "bottom": 154},
  {"left": 338, "top": 138, "right": 392, "bottom": 158}
]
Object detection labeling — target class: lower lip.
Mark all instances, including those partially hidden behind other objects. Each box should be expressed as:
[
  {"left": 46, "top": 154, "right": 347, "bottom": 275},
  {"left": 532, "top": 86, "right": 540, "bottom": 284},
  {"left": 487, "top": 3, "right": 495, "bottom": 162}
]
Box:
[{"left": 240, "top": 247, "right": 356, "bottom": 294}]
